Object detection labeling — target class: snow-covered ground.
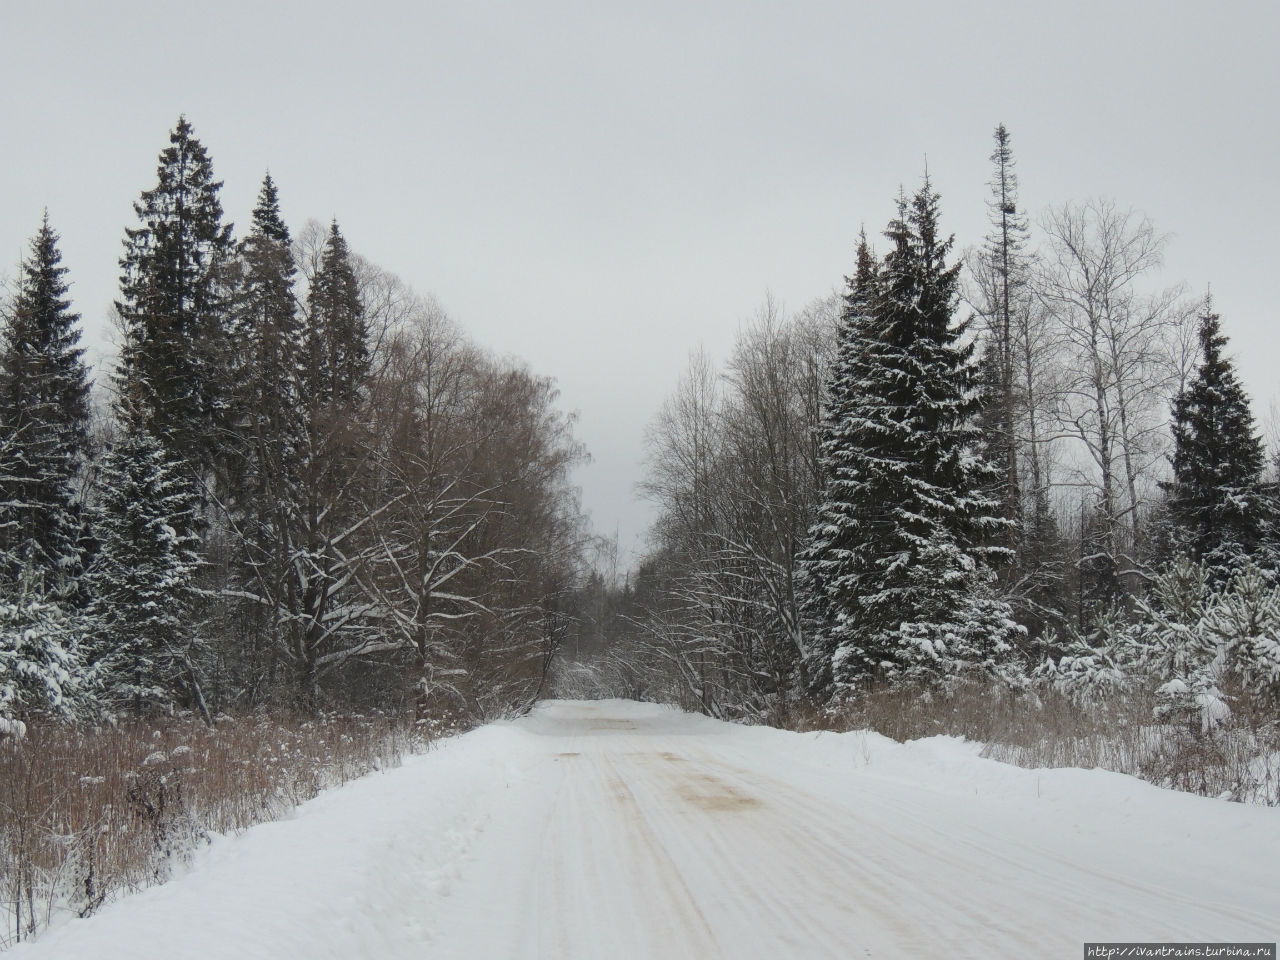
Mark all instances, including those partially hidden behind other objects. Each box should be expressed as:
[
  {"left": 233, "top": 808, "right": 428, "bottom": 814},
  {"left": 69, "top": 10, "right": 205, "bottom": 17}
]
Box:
[{"left": 12, "top": 700, "right": 1277, "bottom": 959}]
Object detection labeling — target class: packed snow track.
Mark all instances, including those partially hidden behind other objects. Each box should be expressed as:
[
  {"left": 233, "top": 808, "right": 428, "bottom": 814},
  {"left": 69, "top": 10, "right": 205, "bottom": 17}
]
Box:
[{"left": 15, "top": 700, "right": 1277, "bottom": 959}]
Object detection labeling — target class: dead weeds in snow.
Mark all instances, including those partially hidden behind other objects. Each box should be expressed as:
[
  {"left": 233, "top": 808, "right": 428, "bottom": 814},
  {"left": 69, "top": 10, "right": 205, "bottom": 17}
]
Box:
[
  {"left": 0, "top": 713, "right": 426, "bottom": 947},
  {"left": 794, "top": 681, "right": 1280, "bottom": 807}
]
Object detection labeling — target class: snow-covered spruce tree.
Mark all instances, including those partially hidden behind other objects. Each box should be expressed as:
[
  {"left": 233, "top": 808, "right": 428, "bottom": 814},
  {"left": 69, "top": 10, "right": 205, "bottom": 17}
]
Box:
[
  {"left": 801, "top": 180, "right": 1017, "bottom": 690},
  {"left": 0, "top": 566, "right": 83, "bottom": 721},
  {"left": 798, "top": 231, "right": 878, "bottom": 691},
  {"left": 0, "top": 214, "right": 92, "bottom": 586},
  {"left": 1162, "top": 300, "right": 1266, "bottom": 576},
  {"left": 86, "top": 418, "right": 205, "bottom": 718},
  {"left": 115, "top": 116, "right": 235, "bottom": 482}
]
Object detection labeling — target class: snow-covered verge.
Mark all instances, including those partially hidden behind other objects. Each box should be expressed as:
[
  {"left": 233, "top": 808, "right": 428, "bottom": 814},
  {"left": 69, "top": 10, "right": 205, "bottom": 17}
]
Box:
[
  {"left": 0, "top": 714, "right": 433, "bottom": 948},
  {"left": 983, "top": 717, "right": 1280, "bottom": 805},
  {"left": 4, "top": 723, "right": 514, "bottom": 959},
  {"left": 7, "top": 700, "right": 1276, "bottom": 959},
  {"left": 806, "top": 679, "right": 1280, "bottom": 806}
]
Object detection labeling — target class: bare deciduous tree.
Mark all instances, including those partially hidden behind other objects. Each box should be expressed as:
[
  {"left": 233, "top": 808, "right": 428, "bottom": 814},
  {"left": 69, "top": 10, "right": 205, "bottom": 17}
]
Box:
[
  {"left": 1036, "top": 198, "right": 1194, "bottom": 596},
  {"left": 638, "top": 296, "right": 836, "bottom": 718}
]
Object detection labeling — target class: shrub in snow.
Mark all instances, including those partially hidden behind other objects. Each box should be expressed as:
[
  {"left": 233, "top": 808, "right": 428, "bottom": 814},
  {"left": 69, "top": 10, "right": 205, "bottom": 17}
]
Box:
[
  {"left": 1034, "top": 556, "right": 1280, "bottom": 731},
  {"left": 1154, "top": 672, "right": 1231, "bottom": 734},
  {"left": 1035, "top": 645, "right": 1127, "bottom": 699}
]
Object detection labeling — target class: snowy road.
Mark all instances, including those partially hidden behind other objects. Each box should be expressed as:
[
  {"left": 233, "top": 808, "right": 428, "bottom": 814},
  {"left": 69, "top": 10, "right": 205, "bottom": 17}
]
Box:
[{"left": 15, "top": 700, "right": 1278, "bottom": 959}]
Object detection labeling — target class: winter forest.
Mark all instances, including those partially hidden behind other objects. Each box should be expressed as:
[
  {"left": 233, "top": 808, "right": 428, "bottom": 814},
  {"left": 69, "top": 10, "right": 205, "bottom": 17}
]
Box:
[
  {"left": 2, "top": 117, "right": 1279, "bottom": 940},
  {"left": 5, "top": 115, "right": 1280, "bottom": 751},
  {"left": 2, "top": 118, "right": 590, "bottom": 728},
  {"left": 583, "top": 126, "right": 1280, "bottom": 753}
]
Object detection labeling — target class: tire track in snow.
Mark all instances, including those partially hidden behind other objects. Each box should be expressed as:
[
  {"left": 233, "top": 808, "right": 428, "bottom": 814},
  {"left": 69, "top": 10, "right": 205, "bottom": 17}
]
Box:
[
  {"left": 448, "top": 703, "right": 1276, "bottom": 958},
  {"left": 619, "top": 740, "right": 1023, "bottom": 957},
  {"left": 669, "top": 742, "right": 1277, "bottom": 948}
]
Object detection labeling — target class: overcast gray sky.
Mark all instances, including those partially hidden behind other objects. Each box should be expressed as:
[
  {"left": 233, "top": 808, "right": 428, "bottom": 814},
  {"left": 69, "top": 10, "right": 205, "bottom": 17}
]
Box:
[{"left": 3, "top": 0, "right": 1277, "bottom": 564}]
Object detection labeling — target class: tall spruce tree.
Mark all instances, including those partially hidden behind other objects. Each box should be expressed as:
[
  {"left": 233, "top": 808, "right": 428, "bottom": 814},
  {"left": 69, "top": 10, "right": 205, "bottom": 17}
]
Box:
[
  {"left": 973, "top": 125, "right": 1066, "bottom": 639},
  {"left": 798, "top": 231, "right": 878, "bottom": 690},
  {"left": 803, "top": 180, "right": 1014, "bottom": 688},
  {"left": 115, "top": 116, "right": 234, "bottom": 478},
  {"left": 87, "top": 420, "right": 203, "bottom": 717},
  {"left": 1164, "top": 300, "right": 1266, "bottom": 572},
  {"left": 234, "top": 175, "right": 298, "bottom": 371},
  {"left": 0, "top": 214, "right": 92, "bottom": 584},
  {"left": 227, "top": 174, "right": 305, "bottom": 691},
  {"left": 305, "top": 220, "right": 367, "bottom": 406},
  {"left": 229, "top": 174, "right": 304, "bottom": 503},
  {"left": 288, "top": 219, "right": 372, "bottom": 704},
  {"left": 979, "top": 123, "right": 1030, "bottom": 544}
]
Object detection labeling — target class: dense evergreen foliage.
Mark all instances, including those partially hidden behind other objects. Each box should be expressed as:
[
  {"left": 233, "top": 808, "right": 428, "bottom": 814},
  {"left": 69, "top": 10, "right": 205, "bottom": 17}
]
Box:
[
  {"left": 0, "top": 216, "right": 92, "bottom": 585},
  {"left": 0, "top": 568, "right": 81, "bottom": 720},
  {"left": 86, "top": 421, "right": 203, "bottom": 717},
  {"left": 115, "top": 116, "right": 235, "bottom": 477},
  {"left": 797, "top": 234, "right": 878, "bottom": 689},
  {"left": 800, "top": 182, "right": 1014, "bottom": 689},
  {"left": 1164, "top": 303, "right": 1267, "bottom": 572},
  {"left": 223, "top": 174, "right": 308, "bottom": 688},
  {"left": 230, "top": 173, "right": 304, "bottom": 488},
  {"left": 305, "top": 221, "right": 368, "bottom": 407}
]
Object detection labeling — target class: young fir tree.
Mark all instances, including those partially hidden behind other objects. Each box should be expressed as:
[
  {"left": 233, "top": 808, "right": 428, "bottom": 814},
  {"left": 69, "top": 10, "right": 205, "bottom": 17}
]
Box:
[
  {"left": 1163, "top": 300, "right": 1266, "bottom": 573},
  {"left": 0, "top": 215, "right": 92, "bottom": 585},
  {"left": 804, "top": 180, "right": 1015, "bottom": 688},
  {"left": 87, "top": 419, "right": 203, "bottom": 717},
  {"left": 115, "top": 116, "right": 234, "bottom": 479}
]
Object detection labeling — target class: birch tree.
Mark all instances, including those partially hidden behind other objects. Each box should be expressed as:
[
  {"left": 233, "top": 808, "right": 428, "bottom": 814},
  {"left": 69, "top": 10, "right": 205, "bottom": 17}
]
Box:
[{"left": 1037, "top": 198, "right": 1192, "bottom": 602}]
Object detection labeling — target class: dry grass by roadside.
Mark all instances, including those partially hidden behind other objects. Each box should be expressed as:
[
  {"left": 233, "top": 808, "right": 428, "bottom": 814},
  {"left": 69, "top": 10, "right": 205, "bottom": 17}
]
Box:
[
  {"left": 789, "top": 682, "right": 1280, "bottom": 806},
  {"left": 0, "top": 713, "right": 441, "bottom": 948}
]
